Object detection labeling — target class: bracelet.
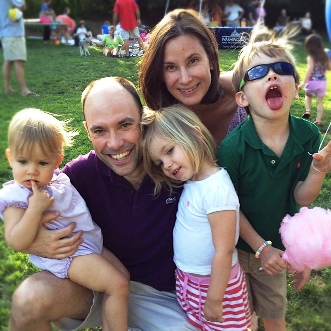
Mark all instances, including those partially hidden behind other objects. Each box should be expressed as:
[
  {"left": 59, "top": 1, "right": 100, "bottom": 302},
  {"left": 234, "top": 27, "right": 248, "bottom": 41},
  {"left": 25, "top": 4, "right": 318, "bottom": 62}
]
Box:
[
  {"left": 255, "top": 240, "right": 272, "bottom": 259},
  {"left": 311, "top": 162, "right": 327, "bottom": 174}
]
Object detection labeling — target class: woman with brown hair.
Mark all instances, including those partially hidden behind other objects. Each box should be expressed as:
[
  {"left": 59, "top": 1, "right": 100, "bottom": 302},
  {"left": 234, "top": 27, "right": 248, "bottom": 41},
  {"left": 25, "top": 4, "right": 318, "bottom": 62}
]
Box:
[{"left": 139, "top": 9, "right": 246, "bottom": 146}]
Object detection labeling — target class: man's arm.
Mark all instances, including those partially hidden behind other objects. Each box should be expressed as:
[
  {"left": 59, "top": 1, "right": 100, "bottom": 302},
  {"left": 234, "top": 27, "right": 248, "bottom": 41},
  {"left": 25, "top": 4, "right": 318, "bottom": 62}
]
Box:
[
  {"left": 135, "top": 8, "right": 141, "bottom": 25},
  {"left": 248, "top": 10, "right": 255, "bottom": 24},
  {"left": 238, "top": 8, "right": 245, "bottom": 21},
  {"left": 14, "top": 0, "right": 26, "bottom": 11}
]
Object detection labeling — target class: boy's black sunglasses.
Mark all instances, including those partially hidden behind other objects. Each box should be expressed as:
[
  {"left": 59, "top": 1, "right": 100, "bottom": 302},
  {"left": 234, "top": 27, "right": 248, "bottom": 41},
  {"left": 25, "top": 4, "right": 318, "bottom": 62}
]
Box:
[{"left": 239, "top": 61, "right": 295, "bottom": 90}]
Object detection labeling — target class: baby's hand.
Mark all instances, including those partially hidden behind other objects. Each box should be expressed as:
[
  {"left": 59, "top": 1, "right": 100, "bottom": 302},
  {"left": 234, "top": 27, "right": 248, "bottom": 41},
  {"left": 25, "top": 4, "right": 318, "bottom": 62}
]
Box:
[
  {"left": 28, "top": 181, "right": 54, "bottom": 214},
  {"left": 298, "top": 83, "right": 305, "bottom": 90}
]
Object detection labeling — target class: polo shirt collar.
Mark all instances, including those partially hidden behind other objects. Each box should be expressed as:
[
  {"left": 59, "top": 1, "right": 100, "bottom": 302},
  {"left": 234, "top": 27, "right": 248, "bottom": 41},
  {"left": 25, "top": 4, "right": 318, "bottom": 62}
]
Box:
[
  {"left": 95, "top": 154, "right": 114, "bottom": 178},
  {"left": 242, "top": 114, "right": 316, "bottom": 152}
]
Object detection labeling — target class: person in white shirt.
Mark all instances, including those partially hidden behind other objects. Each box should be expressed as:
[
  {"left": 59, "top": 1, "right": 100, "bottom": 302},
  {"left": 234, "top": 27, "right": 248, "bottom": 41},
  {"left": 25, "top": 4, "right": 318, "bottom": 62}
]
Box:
[
  {"left": 224, "top": 0, "right": 244, "bottom": 27},
  {"left": 301, "top": 11, "right": 313, "bottom": 36},
  {"left": 75, "top": 20, "right": 92, "bottom": 42},
  {"left": 142, "top": 105, "right": 251, "bottom": 330}
]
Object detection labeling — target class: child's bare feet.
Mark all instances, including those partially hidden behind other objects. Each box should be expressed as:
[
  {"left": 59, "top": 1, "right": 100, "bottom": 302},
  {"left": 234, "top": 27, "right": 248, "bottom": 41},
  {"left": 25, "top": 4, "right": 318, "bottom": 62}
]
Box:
[
  {"left": 22, "top": 90, "right": 38, "bottom": 96},
  {"left": 5, "top": 87, "right": 14, "bottom": 94}
]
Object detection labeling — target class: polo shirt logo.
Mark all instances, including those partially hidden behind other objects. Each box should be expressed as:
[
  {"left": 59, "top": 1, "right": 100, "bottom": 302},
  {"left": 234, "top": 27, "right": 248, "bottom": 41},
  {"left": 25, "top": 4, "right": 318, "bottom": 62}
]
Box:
[
  {"left": 297, "top": 162, "right": 301, "bottom": 168},
  {"left": 166, "top": 197, "right": 177, "bottom": 204}
]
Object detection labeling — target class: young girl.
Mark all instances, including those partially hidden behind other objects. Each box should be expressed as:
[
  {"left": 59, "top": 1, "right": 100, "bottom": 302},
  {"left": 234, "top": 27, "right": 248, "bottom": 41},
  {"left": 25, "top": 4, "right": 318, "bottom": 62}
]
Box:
[
  {"left": 300, "top": 33, "right": 331, "bottom": 125},
  {"left": 141, "top": 105, "right": 251, "bottom": 331},
  {"left": 0, "top": 108, "right": 139, "bottom": 331}
]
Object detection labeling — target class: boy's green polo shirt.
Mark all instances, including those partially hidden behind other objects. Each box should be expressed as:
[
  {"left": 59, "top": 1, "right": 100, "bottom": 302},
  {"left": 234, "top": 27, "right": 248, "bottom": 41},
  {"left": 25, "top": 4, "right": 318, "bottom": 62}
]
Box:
[{"left": 218, "top": 115, "right": 321, "bottom": 253}]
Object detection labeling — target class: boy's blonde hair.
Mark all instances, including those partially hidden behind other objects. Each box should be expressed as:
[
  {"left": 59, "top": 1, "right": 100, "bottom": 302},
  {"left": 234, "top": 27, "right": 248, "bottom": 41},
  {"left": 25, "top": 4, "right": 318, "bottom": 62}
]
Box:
[
  {"left": 141, "top": 105, "right": 217, "bottom": 194},
  {"left": 232, "top": 23, "right": 300, "bottom": 93},
  {"left": 8, "top": 108, "right": 76, "bottom": 158}
]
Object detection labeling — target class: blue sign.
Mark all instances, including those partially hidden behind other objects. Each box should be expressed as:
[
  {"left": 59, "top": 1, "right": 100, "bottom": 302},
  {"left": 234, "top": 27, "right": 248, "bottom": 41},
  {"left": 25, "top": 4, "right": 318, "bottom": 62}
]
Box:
[{"left": 213, "top": 27, "right": 253, "bottom": 50}]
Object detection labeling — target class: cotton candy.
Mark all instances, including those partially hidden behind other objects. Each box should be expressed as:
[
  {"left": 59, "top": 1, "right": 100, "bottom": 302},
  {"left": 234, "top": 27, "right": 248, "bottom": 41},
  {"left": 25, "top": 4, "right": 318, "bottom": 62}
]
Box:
[{"left": 279, "top": 206, "right": 331, "bottom": 272}]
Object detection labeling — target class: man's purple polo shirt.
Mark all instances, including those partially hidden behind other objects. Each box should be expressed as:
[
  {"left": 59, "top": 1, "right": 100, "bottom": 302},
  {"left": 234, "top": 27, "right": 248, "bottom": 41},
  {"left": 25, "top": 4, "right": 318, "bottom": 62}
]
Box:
[{"left": 62, "top": 151, "right": 181, "bottom": 291}]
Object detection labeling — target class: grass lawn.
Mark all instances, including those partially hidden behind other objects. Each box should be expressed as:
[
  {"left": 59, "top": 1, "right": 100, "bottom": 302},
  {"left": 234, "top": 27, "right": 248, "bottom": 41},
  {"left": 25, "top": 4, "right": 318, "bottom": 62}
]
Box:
[{"left": 1, "top": 34, "right": 331, "bottom": 330}]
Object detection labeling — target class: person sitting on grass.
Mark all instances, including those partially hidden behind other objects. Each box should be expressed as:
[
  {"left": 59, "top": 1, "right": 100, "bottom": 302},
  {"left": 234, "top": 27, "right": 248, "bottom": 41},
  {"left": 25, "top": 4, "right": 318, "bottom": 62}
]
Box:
[{"left": 95, "top": 25, "right": 124, "bottom": 57}]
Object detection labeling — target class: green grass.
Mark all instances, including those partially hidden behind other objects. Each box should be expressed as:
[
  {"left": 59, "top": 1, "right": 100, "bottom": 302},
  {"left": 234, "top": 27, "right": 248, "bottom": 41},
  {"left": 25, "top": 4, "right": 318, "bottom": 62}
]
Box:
[{"left": 1, "top": 35, "right": 331, "bottom": 330}]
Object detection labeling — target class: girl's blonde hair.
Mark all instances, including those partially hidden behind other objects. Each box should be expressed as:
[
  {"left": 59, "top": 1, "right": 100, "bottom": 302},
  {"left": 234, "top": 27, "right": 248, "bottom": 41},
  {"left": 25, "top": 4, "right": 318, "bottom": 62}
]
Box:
[
  {"left": 8, "top": 108, "right": 76, "bottom": 158},
  {"left": 232, "top": 23, "right": 300, "bottom": 93},
  {"left": 141, "top": 105, "right": 217, "bottom": 194}
]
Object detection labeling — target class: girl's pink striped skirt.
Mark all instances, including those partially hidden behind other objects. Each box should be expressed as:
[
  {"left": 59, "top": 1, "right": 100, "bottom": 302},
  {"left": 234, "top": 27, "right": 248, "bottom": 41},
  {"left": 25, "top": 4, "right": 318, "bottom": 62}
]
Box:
[{"left": 175, "top": 263, "right": 251, "bottom": 330}]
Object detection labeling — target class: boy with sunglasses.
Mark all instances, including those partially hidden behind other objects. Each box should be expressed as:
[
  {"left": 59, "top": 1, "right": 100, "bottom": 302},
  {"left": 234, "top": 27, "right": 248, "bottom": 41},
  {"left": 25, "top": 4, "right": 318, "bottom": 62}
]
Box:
[{"left": 218, "top": 24, "right": 331, "bottom": 331}]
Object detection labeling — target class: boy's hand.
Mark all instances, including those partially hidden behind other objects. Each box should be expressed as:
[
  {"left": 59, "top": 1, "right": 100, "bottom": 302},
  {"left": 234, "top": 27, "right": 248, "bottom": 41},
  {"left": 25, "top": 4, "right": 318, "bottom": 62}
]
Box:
[
  {"left": 312, "top": 140, "right": 331, "bottom": 173},
  {"left": 260, "top": 246, "right": 288, "bottom": 274}
]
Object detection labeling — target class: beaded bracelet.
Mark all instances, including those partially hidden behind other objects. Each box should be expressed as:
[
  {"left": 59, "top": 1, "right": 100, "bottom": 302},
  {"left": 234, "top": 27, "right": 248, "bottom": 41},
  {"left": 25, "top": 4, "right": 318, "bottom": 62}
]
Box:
[{"left": 255, "top": 240, "right": 272, "bottom": 259}]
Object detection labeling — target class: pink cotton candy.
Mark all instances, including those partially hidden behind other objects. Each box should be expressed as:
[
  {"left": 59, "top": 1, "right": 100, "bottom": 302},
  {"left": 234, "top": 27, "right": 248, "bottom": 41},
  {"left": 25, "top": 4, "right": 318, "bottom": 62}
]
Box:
[{"left": 279, "top": 206, "right": 331, "bottom": 272}]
